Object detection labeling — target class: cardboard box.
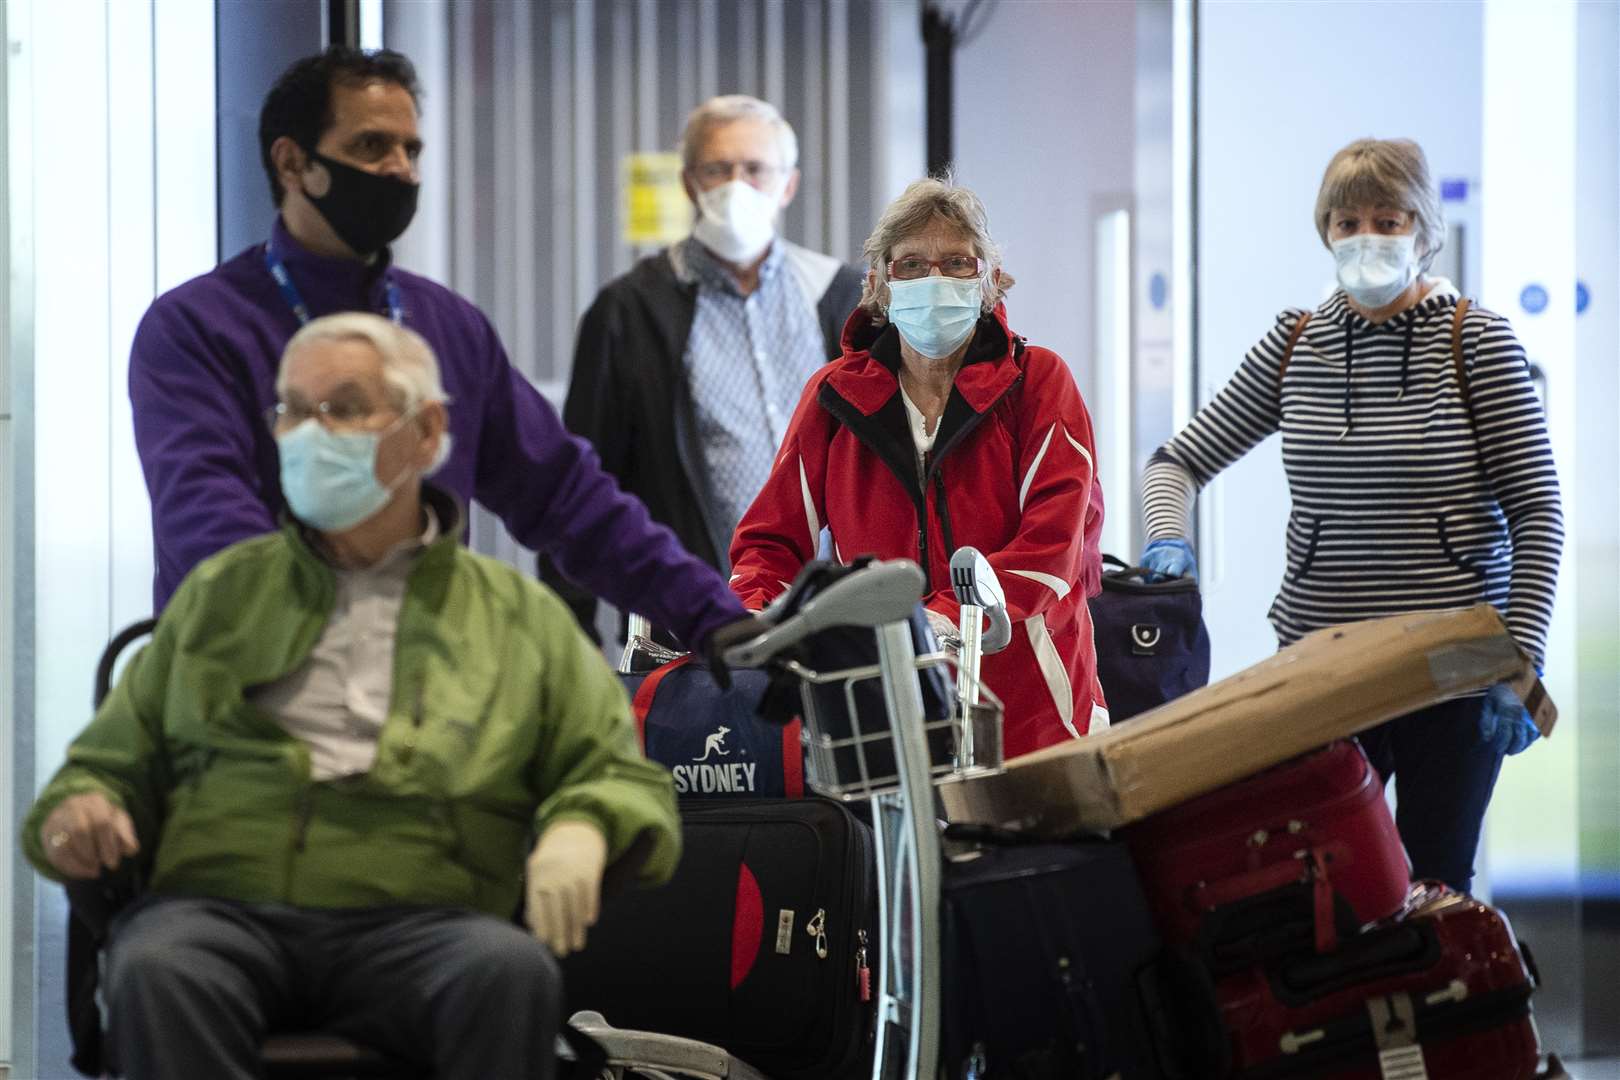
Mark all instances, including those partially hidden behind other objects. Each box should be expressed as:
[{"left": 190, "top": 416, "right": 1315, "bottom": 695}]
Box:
[{"left": 938, "top": 604, "right": 1556, "bottom": 835}]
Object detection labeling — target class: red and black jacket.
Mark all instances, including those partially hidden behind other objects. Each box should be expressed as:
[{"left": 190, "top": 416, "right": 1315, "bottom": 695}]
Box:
[{"left": 730, "top": 304, "right": 1108, "bottom": 758}]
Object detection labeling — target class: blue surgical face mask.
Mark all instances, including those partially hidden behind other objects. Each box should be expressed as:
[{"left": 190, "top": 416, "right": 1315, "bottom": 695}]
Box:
[
  {"left": 885, "top": 275, "right": 984, "bottom": 360},
  {"left": 276, "top": 413, "right": 417, "bottom": 532},
  {"left": 1332, "top": 233, "right": 1417, "bottom": 309}
]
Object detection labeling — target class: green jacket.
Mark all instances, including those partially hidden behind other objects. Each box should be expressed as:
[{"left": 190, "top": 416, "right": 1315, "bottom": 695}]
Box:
[{"left": 22, "top": 489, "right": 680, "bottom": 918}]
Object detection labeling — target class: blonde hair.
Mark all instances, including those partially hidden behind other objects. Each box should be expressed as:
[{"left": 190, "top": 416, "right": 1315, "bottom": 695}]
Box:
[
  {"left": 860, "top": 174, "right": 1015, "bottom": 318},
  {"left": 1315, "top": 138, "right": 1445, "bottom": 271}
]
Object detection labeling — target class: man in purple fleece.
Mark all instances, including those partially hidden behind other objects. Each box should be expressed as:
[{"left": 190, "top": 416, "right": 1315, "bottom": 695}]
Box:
[{"left": 129, "top": 45, "right": 753, "bottom": 660}]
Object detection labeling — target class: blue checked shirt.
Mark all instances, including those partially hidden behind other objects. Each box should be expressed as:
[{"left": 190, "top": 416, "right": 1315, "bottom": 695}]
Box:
[{"left": 675, "top": 238, "right": 830, "bottom": 568}]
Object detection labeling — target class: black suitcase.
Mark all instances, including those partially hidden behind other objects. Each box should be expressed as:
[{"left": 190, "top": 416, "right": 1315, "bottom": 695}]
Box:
[
  {"left": 940, "top": 833, "right": 1181, "bottom": 1080},
  {"left": 562, "top": 797, "right": 875, "bottom": 1080}
]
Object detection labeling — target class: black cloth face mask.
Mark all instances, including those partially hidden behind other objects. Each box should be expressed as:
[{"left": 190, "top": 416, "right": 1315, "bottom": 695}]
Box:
[{"left": 301, "top": 148, "right": 419, "bottom": 256}]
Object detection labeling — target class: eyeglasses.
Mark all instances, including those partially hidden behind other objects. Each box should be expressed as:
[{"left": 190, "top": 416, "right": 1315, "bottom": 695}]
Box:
[
  {"left": 267, "top": 398, "right": 393, "bottom": 433},
  {"left": 887, "top": 255, "right": 984, "bottom": 281},
  {"left": 690, "top": 160, "right": 782, "bottom": 187}
]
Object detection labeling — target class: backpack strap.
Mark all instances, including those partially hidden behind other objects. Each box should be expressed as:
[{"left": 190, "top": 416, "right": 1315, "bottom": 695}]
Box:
[
  {"left": 1451, "top": 297, "right": 1473, "bottom": 411},
  {"left": 1276, "top": 312, "right": 1313, "bottom": 384},
  {"left": 1279, "top": 302, "right": 1472, "bottom": 399}
]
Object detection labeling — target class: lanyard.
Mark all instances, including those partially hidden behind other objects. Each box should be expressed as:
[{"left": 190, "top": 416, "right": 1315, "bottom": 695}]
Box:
[{"left": 263, "top": 247, "right": 404, "bottom": 327}]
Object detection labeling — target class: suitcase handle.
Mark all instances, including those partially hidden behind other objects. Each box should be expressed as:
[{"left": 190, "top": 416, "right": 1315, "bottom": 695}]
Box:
[
  {"left": 1190, "top": 845, "right": 1345, "bottom": 953},
  {"left": 942, "top": 822, "right": 1109, "bottom": 847},
  {"left": 1099, "top": 553, "right": 1201, "bottom": 595}
]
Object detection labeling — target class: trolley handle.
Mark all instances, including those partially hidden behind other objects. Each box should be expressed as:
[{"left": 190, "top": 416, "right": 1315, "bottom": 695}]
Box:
[
  {"left": 949, "top": 547, "right": 1012, "bottom": 656},
  {"left": 721, "top": 559, "right": 927, "bottom": 669}
]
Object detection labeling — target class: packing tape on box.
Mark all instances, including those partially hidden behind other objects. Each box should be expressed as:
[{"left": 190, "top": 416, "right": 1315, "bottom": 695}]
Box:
[
  {"left": 1426, "top": 636, "right": 1557, "bottom": 737},
  {"left": 1425, "top": 637, "right": 1521, "bottom": 693}
]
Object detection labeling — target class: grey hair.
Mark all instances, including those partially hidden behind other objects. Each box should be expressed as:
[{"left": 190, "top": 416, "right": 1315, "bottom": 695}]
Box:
[
  {"left": 1314, "top": 138, "right": 1445, "bottom": 271},
  {"left": 678, "top": 94, "right": 799, "bottom": 172},
  {"left": 278, "top": 313, "right": 454, "bottom": 469},
  {"left": 859, "top": 174, "right": 1014, "bottom": 319},
  {"left": 279, "top": 312, "right": 450, "bottom": 412}
]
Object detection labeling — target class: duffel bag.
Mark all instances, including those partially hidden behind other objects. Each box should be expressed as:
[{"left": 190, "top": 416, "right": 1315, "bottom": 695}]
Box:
[{"left": 622, "top": 657, "right": 804, "bottom": 800}]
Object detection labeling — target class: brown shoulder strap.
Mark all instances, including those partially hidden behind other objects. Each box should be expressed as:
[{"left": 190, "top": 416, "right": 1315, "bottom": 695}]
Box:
[
  {"left": 1277, "top": 312, "right": 1313, "bottom": 383},
  {"left": 1451, "top": 298, "right": 1472, "bottom": 409}
]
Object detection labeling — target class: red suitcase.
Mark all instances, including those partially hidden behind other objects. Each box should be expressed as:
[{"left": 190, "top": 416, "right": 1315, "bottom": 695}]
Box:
[
  {"left": 1124, "top": 740, "right": 1410, "bottom": 965},
  {"left": 1216, "top": 883, "right": 1541, "bottom": 1079}
]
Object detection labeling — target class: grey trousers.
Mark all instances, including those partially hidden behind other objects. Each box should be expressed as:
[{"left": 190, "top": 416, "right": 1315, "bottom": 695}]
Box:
[{"left": 103, "top": 895, "right": 562, "bottom": 1080}]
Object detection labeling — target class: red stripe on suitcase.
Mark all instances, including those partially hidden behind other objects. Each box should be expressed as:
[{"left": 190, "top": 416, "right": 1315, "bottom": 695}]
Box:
[
  {"left": 783, "top": 718, "right": 804, "bottom": 798},
  {"left": 629, "top": 657, "right": 690, "bottom": 749},
  {"left": 731, "top": 861, "right": 764, "bottom": 989}
]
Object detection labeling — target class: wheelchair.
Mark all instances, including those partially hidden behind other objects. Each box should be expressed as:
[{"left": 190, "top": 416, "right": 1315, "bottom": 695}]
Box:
[
  {"left": 65, "top": 617, "right": 418, "bottom": 1079},
  {"left": 63, "top": 619, "right": 763, "bottom": 1080}
]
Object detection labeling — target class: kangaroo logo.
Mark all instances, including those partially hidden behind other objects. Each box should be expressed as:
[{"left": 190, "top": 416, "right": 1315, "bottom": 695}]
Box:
[{"left": 696, "top": 726, "right": 732, "bottom": 761}]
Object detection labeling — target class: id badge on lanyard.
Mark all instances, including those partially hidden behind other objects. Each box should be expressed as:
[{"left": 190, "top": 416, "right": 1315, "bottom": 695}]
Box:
[{"left": 264, "top": 247, "right": 404, "bottom": 327}]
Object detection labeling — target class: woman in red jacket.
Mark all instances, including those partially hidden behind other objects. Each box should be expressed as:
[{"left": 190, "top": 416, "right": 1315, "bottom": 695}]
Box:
[{"left": 728, "top": 176, "right": 1107, "bottom": 758}]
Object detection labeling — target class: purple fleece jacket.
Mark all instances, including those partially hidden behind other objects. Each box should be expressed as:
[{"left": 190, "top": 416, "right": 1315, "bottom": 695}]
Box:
[{"left": 129, "top": 218, "right": 743, "bottom": 648}]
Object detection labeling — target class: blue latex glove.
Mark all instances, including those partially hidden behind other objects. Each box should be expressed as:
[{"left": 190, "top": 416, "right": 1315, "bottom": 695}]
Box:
[
  {"left": 1140, "top": 538, "right": 1198, "bottom": 583},
  {"left": 1478, "top": 681, "right": 1540, "bottom": 756}
]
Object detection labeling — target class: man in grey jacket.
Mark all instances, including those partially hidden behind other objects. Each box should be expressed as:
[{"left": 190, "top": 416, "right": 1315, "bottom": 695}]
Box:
[{"left": 552, "top": 95, "right": 864, "bottom": 641}]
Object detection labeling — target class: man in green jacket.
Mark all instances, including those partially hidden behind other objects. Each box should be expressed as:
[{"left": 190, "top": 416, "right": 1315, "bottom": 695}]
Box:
[{"left": 22, "top": 312, "right": 681, "bottom": 1080}]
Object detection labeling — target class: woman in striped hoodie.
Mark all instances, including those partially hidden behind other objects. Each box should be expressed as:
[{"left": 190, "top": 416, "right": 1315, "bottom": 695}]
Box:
[{"left": 1138, "top": 138, "right": 1562, "bottom": 894}]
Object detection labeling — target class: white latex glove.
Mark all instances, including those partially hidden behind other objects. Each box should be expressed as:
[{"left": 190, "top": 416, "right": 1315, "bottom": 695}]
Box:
[
  {"left": 525, "top": 820, "right": 608, "bottom": 957},
  {"left": 925, "top": 607, "right": 960, "bottom": 651},
  {"left": 38, "top": 792, "right": 139, "bottom": 880}
]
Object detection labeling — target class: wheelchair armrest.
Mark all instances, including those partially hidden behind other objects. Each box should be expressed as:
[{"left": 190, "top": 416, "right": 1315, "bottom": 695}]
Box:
[
  {"left": 64, "top": 862, "right": 145, "bottom": 944},
  {"left": 598, "top": 828, "right": 658, "bottom": 904}
]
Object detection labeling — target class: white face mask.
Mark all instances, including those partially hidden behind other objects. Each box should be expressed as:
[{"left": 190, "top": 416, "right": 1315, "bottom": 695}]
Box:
[
  {"left": 1332, "top": 233, "right": 1418, "bottom": 309},
  {"left": 692, "top": 179, "right": 781, "bottom": 264}
]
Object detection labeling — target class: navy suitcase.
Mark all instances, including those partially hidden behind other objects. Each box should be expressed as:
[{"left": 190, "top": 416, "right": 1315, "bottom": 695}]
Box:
[
  {"left": 939, "top": 832, "right": 1192, "bottom": 1079},
  {"left": 1087, "top": 555, "right": 1210, "bottom": 721}
]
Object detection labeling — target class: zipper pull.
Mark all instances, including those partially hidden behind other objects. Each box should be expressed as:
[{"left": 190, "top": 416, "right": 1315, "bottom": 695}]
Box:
[
  {"left": 806, "top": 908, "right": 828, "bottom": 960},
  {"left": 400, "top": 681, "right": 424, "bottom": 764},
  {"left": 856, "top": 929, "right": 871, "bottom": 1001}
]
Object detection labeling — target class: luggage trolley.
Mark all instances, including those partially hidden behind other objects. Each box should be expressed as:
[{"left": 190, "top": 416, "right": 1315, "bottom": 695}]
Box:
[
  {"left": 581, "top": 552, "right": 1010, "bottom": 1080},
  {"left": 728, "top": 551, "right": 1010, "bottom": 1080}
]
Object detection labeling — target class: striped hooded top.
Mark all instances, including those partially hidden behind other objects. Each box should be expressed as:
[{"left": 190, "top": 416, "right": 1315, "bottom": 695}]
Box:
[{"left": 1144, "top": 280, "right": 1562, "bottom": 665}]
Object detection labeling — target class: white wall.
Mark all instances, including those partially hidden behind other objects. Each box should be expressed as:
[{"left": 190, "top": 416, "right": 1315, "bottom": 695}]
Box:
[
  {"left": 1131, "top": 0, "right": 1188, "bottom": 561},
  {"left": 1476, "top": 0, "right": 1581, "bottom": 900},
  {"left": 952, "top": 0, "right": 1138, "bottom": 406},
  {"left": 1196, "top": 0, "right": 1483, "bottom": 677},
  {"left": 6, "top": 2, "right": 216, "bottom": 1074},
  {"left": 1, "top": 0, "right": 15, "bottom": 1064},
  {"left": 1571, "top": 0, "right": 1619, "bottom": 891}
]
